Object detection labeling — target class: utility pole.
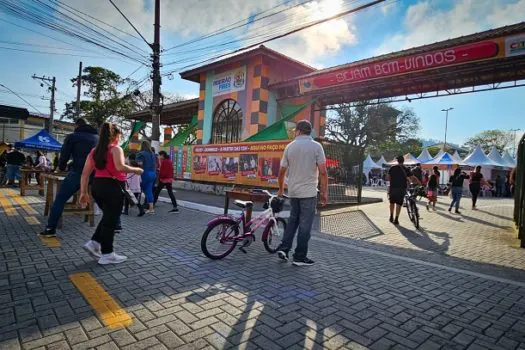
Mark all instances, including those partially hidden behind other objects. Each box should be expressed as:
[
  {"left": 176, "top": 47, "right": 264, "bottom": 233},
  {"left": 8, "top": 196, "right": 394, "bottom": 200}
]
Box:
[
  {"left": 76, "top": 61, "right": 83, "bottom": 118},
  {"left": 32, "top": 74, "right": 56, "bottom": 133},
  {"left": 150, "top": 0, "right": 162, "bottom": 152},
  {"left": 510, "top": 128, "right": 521, "bottom": 158},
  {"left": 441, "top": 107, "right": 453, "bottom": 152}
]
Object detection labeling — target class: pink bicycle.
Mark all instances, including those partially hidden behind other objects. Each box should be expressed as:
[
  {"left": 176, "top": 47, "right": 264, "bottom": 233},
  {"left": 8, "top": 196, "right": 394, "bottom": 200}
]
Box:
[{"left": 201, "top": 190, "right": 288, "bottom": 259}]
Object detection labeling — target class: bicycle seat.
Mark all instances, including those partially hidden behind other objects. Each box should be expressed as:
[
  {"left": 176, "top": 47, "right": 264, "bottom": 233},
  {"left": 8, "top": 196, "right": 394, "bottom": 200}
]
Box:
[{"left": 234, "top": 200, "right": 253, "bottom": 209}]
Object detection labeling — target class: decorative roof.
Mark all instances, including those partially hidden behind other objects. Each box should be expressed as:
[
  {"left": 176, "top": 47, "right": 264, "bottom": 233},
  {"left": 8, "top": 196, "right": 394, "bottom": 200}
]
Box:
[
  {"left": 417, "top": 148, "right": 433, "bottom": 162},
  {"left": 462, "top": 145, "right": 498, "bottom": 166},
  {"left": 487, "top": 146, "right": 509, "bottom": 167}
]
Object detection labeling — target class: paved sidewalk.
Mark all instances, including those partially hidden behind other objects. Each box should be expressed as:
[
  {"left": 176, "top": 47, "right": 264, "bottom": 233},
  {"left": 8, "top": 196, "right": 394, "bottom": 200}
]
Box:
[{"left": 1, "top": 188, "right": 525, "bottom": 350}]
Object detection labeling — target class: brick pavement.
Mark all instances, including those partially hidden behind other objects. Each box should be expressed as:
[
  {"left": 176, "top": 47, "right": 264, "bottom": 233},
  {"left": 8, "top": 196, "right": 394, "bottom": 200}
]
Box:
[{"left": 1, "top": 188, "right": 525, "bottom": 349}]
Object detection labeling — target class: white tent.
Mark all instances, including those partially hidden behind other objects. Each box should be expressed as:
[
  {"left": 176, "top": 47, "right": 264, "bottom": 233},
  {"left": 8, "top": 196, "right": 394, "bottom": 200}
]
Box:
[
  {"left": 452, "top": 150, "right": 462, "bottom": 162},
  {"left": 363, "top": 155, "right": 382, "bottom": 184},
  {"left": 434, "top": 148, "right": 445, "bottom": 159},
  {"left": 463, "top": 145, "right": 497, "bottom": 166},
  {"left": 487, "top": 146, "right": 510, "bottom": 168},
  {"left": 502, "top": 151, "right": 517, "bottom": 167},
  {"left": 417, "top": 148, "right": 433, "bottom": 162},
  {"left": 376, "top": 155, "right": 388, "bottom": 166},
  {"left": 425, "top": 152, "right": 461, "bottom": 166},
  {"left": 388, "top": 153, "right": 420, "bottom": 166}
]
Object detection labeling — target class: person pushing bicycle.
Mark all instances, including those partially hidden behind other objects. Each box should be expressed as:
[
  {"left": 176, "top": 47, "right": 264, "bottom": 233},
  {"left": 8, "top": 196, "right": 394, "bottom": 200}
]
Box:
[{"left": 388, "top": 156, "right": 421, "bottom": 225}]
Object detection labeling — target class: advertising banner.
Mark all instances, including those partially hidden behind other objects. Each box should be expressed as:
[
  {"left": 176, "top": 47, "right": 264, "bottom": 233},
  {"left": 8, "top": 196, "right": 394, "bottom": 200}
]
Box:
[
  {"left": 212, "top": 66, "right": 247, "bottom": 97},
  {"left": 299, "top": 32, "right": 525, "bottom": 94},
  {"left": 176, "top": 141, "right": 290, "bottom": 188}
]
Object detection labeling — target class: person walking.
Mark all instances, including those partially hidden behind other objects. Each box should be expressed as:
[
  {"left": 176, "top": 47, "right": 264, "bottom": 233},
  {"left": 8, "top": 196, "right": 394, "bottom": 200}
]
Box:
[
  {"left": 276, "top": 120, "right": 328, "bottom": 266},
  {"left": 448, "top": 168, "right": 470, "bottom": 214},
  {"left": 387, "top": 156, "right": 421, "bottom": 224},
  {"left": 153, "top": 151, "right": 179, "bottom": 213},
  {"left": 469, "top": 165, "right": 487, "bottom": 209},
  {"left": 426, "top": 166, "right": 440, "bottom": 211},
  {"left": 412, "top": 163, "right": 423, "bottom": 183},
  {"left": 0, "top": 150, "right": 7, "bottom": 186},
  {"left": 6, "top": 145, "right": 25, "bottom": 187},
  {"left": 137, "top": 141, "right": 157, "bottom": 214},
  {"left": 80, "top": 123, "right": 143, "bottom": 265},
  {"left": 123, "top": 153, "right": 145, "bottom": 216},
  {"left": 495, "top": 174, "right": 505, "bottom": 198},
  {"left": 39, "top": 118, "right": 98, "bottom": 238}
]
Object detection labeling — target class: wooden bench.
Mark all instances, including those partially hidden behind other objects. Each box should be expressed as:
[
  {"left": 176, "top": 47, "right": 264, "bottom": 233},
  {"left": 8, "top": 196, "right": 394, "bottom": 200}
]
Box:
[
  {"left": 42, "top": 173, "right": 95, "bottom": 227},
  {"left": 19, "top": 168, "right": 45, "bottom": 196}
]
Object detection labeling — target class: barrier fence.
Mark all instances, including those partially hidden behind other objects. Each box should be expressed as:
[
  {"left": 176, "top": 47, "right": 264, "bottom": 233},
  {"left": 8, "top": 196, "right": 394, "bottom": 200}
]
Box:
[
  {"left": 316, "top": 138, "right": 363, "bottom": 205},
  {"left": 514, "top": 134, "right": 525, "bottom": 248}
]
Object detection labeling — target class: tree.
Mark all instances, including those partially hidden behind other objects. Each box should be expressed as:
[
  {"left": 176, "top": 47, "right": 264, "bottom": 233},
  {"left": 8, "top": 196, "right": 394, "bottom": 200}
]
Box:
[
  {"left": 62, "top": 66, "right": 134, "bottom": 128},
  {"left": 326, "top": 102, "right": 420, "bottom": 150},
  {"left": 464, "top": 130, "right": 514, "bottom": 153},
  {"left": 427, "top": 146, "right": 442, "bottom": 157}
]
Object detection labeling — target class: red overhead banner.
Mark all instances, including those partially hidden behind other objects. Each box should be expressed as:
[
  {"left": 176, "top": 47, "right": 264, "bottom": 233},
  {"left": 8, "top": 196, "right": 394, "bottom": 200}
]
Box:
[{"left": 298, "top": 35, "right": 521, "bottom": 93}]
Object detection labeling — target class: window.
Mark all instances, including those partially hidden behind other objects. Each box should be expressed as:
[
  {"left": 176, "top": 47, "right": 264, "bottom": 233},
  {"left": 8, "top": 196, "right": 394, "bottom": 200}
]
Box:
[{"left": 211, "top": 99, "right": 242, "bottom": 144}]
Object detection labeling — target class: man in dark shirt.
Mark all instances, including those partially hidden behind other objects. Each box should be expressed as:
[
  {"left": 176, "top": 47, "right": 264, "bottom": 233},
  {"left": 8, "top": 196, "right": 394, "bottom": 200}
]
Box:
[
  {"left": 412, "top": 163, "right": 423, "bottom": 183},
  {"left": 6, "top": 145, "right": 26, "bottom": 186},
  {"left": 388, "top": 156, "right": 421, "bottom": 225},
  {"left": 40, "top": 118, "right": 98, "bottom": 238}
]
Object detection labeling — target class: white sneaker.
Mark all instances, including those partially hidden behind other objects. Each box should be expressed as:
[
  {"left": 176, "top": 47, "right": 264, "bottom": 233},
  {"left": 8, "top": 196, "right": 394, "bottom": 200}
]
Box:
[
  {"left": 83, "top": 240, "right": 102, "bottom": 259},
  {"left": 98, "top": 252, "right": 127, "bottom": 265}
]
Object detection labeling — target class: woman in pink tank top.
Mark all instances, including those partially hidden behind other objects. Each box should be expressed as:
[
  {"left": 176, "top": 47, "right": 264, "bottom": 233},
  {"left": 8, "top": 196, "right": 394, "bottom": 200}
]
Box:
[{"left": 80, "top": 123, "right": 143, "bottom": 265}]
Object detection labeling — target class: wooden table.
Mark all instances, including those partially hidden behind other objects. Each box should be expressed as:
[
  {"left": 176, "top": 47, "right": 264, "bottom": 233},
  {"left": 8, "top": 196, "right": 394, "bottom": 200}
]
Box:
[
  {"left": 42, "top": 173, "right": 95, "bottom": 228},
  {"left": 19, "top": 168, "right": 45, "bottom": 196},
  {"left": 224, "top": 189, "right": 270, "bottom": 220}
]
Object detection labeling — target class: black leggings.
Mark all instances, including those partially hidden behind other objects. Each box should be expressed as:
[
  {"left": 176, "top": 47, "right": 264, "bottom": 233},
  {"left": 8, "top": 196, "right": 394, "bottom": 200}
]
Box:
[
  {"left": 470, "top": 183, "right": 481, "bottom": 207},
  {"left": 153, "top": 182, "right": 178, "bottom": 208},
  {"left": 91, "top": 178, "right": 124, "bottom": 254}
]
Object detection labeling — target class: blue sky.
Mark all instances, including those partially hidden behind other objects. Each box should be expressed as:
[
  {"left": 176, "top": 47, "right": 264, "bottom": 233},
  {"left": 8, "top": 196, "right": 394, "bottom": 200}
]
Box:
[{"left": 0, "top": 0, "right": 524, "bottom": 146}]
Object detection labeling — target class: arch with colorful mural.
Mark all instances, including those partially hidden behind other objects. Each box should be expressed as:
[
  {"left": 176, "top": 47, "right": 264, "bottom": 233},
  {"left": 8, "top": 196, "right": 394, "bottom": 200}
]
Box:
[{"left": 211, "top": 99, "right": 243, "bottom": 144}]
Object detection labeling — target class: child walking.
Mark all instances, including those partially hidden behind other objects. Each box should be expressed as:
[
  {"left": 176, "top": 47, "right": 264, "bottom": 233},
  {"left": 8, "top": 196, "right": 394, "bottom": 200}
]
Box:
[
  {"left": 426, "top": 166, "right": 440, "bottom": 210},
  {"left": 123, "top": 154, "right": 145, "bottom": 216}
]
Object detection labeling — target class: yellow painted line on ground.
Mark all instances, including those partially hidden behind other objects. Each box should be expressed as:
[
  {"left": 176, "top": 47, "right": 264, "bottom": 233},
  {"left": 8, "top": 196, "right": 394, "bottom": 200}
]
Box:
[
  {"left": 0, "top": 191, "right": 17, "bottom": 216},
  {"left": 39, "top": 236, "right": 61, "bottom": 247},
  {"left": 69, "top": 272, "right": 132, "bottom": 329},
  {"left": 25, "top": 216, "right": 41, "bottom": 225},
  {"left": 11, "top": 196, "right": 39, "bottom": 215}
]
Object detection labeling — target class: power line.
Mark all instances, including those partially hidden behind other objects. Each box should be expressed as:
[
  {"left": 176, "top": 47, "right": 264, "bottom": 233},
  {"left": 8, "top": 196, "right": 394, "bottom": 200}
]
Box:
[
  {"left": 163, "top": 0, "right": 387, "bottom": 75},
  {"left": 0, "top": 83, "right": 43, "bottom": 114},
  {"left": 0, "top": 45, "right": 131, "bottom": 59},
  {"left": 107, "top": 0, "right": 150, "bottom": 47}
]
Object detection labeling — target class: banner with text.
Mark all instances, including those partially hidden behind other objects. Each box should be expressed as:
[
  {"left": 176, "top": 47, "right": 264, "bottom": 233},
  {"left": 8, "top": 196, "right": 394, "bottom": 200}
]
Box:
[
  {"left": 175, "top": 141, "right": 289, "bottom": 187},
  {"left": 212, "top": 66, "right": 247, "bottom": 97}
]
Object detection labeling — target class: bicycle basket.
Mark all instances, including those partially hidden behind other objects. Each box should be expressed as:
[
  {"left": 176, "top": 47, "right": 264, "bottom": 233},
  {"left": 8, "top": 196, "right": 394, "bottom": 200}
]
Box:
[{"left": 270, "top": 197, "right": 285, "bottom": 213}]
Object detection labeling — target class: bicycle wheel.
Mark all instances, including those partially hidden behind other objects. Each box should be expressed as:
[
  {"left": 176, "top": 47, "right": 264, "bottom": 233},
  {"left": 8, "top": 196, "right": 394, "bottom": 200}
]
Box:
[
  {"left": 263, "top": 218, "right": 286, "bottom": 254},
  {"left": 201, "top": 219, "right": 239, "bottom": 260},
  {"left": 406, "top": 198, "right": 415, "bottom": 223},
  {"left": 411, "top": 201, "right": 419, "bottom": 229}
]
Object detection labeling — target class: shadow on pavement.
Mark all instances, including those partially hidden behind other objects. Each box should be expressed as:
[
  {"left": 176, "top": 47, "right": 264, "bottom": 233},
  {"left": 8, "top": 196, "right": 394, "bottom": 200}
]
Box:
[{"left": 394, "top": 225, "right": 450, "bottom": 254}]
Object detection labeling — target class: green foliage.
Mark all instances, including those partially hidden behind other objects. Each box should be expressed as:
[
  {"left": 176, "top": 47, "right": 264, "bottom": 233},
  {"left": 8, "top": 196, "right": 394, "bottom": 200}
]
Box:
[
  {"left": 62, "top": 66, "right": 134, "bottom": 127},
  {"left": 464, "top": 129, "right": 514, "bottom": 153}
]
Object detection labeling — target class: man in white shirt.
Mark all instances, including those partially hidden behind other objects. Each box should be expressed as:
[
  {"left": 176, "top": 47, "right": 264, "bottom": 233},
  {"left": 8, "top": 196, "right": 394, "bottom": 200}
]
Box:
[{"left": 277, "top": 120, "right": 328, "bottom": 266}]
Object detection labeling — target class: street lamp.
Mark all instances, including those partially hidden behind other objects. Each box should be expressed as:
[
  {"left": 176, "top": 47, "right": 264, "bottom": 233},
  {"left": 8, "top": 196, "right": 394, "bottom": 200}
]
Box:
[{"left": 441, "top": 108, "right": 454, "bottom": 151}]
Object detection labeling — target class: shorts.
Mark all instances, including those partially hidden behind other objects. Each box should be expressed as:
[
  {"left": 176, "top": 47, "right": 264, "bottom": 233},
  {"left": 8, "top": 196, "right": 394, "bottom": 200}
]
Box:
[
  {"left": 388, "top": 187, "right": 405, "bottom": 205},
  {"left": 6, "top": 165, "right": 21, "bottom": 181},
  {"left": 427, "top": 190, "right": 437, "bottom": 202}
]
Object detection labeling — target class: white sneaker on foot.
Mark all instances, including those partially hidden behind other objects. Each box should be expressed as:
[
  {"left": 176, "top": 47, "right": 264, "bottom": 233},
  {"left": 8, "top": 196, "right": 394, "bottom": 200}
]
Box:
[
  {"left": 98, "top": 252, "right": 127, "bottom": 265},
  {"left": 83, "top": 240, "right": 102, "bottom": 259}
]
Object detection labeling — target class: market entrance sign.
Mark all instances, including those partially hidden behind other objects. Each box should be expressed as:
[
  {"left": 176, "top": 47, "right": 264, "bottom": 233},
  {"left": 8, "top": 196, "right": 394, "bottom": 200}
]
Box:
[
  {"left": 212, "top": 66, "right": 246, "bottom": 97},
  {"left": 299, "top": 34, "right": 525, "bottom": 94}
]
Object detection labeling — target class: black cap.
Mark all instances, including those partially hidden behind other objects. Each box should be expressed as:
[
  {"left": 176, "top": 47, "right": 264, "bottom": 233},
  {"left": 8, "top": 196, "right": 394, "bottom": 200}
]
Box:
[{"left": 296, "top": 120, "right": 312, "bottom": 135}]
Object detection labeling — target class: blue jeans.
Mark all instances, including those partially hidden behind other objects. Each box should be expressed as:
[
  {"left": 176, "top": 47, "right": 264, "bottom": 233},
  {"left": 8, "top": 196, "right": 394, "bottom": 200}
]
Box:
[
  {"left": 279, "top": 197, "right": 317, "bottom": 260},
  {"left": 6, "top": 165, "right": 21, "bottom": 181},
  {"left": 47, "top": 172, "right": 121, "bottom": 230},
  {"left": 450, "top": 186, "right": 463, "bottom": 210},
  {"left": 141, "top": 170, "right": 156, "bottom": 205}
]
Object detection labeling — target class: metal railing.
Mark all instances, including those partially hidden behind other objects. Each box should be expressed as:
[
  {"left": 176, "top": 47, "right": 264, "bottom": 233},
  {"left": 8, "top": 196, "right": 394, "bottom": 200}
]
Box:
[{"left": 514, "top": 134, "right": 524, "bottom": 248}]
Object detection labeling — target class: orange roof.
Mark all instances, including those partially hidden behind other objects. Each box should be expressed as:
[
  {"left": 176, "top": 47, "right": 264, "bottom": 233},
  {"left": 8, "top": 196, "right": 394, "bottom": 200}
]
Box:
[{"left": 180, "top": 45, "right": 316, "bottom": 82}]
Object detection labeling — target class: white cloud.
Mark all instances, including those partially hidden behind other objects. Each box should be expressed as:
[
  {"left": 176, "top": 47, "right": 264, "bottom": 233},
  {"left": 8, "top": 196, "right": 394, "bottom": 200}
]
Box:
[
  {"left": 380, "top": 1, "right": 398, "bottom": 16},
  {"left": 64, "top": 0, "right": 357, "bottom": 68},
  {"left": 376, "top": 0, "right": 525, "bottom": 55}
]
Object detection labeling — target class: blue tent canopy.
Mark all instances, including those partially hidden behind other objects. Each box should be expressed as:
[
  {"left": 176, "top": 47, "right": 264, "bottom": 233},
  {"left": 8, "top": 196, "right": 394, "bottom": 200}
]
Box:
[{"left": 15, "top": 129, "right": 62, "bottom": 151}]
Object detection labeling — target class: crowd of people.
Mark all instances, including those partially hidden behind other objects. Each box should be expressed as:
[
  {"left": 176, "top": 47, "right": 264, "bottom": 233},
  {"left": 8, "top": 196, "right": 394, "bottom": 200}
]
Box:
[
  {"left": 34, "top": 118, "right": 179, "bottom": 265},
  {"left": 387, "top": 158, "right": 517, "bottom": 224},
  {"left": 0, "top": 145, "right": 59, "bottom": 187}
]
